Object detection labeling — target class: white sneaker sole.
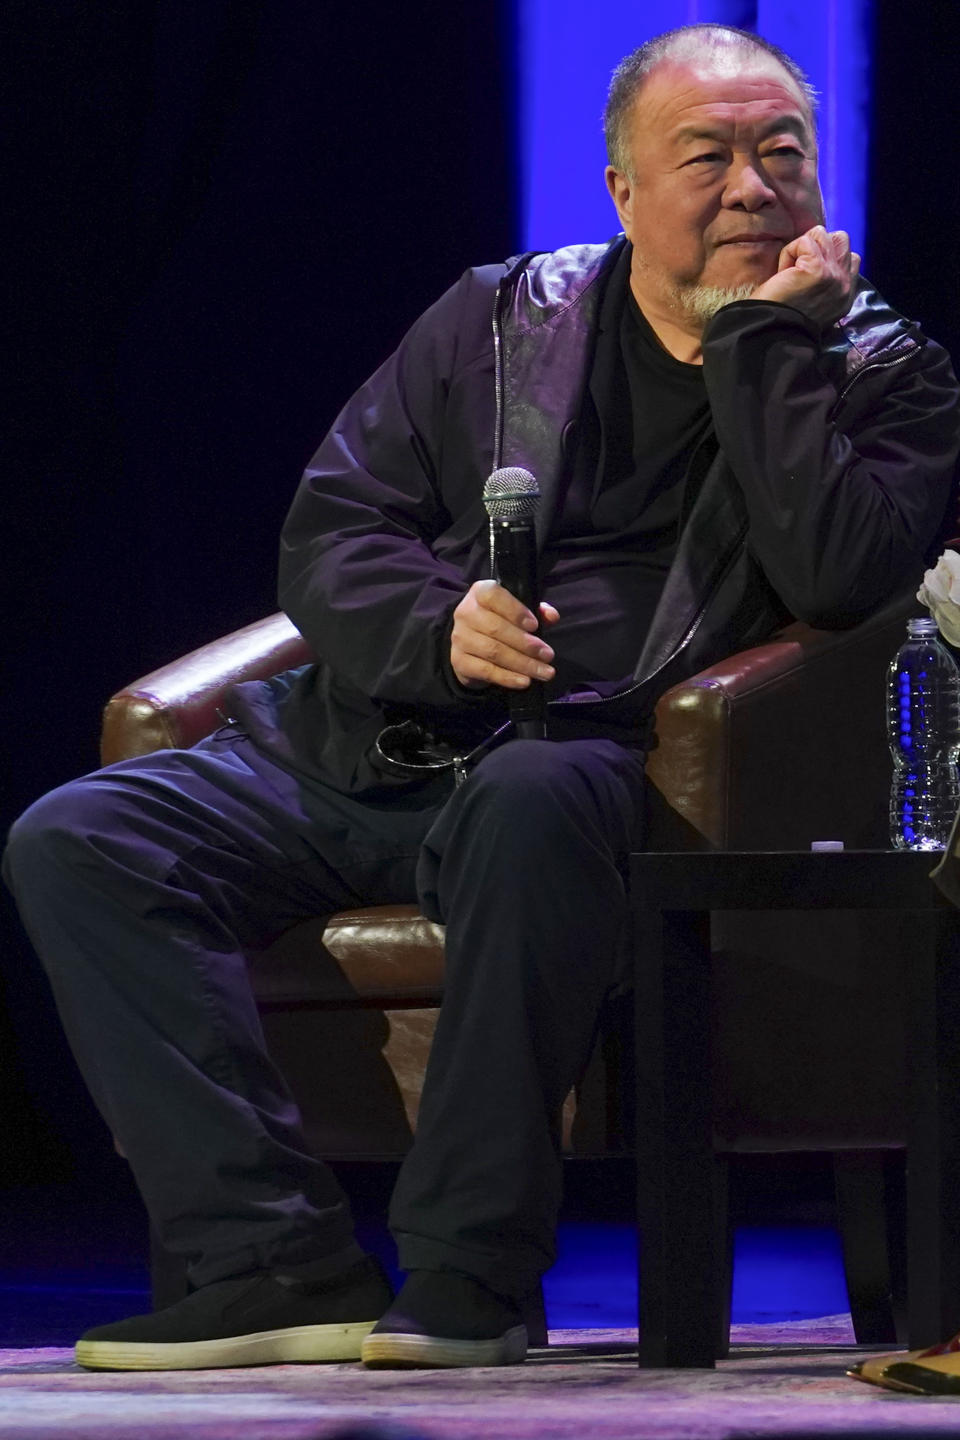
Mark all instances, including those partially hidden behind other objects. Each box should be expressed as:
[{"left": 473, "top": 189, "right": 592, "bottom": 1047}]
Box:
[
  {"left": 361, "top": 1323, "right": 527, "bottom": 1369},
  {"left": 75, "top": 1319, "right": 377, "bottom": 1371}
]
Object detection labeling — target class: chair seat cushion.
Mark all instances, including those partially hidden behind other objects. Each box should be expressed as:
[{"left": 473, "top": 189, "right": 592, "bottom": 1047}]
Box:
[{"left": 247, "top": 906, "right": 445, "bottom": 1008}]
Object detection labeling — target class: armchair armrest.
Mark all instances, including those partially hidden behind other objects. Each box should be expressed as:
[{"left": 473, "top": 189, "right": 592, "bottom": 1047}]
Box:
[
  {"left": 101, "top": 613, "right": 312, "bottom": 765},
  {"left": 647, "top": 591, "right": 919, "bottom": 851},
  {"left": 103, "top": 593, "right": 918, "bottom": 855}
]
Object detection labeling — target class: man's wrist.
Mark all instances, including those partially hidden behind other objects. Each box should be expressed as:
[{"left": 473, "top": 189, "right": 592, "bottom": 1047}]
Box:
[{"left": 703, "top": 297, "right": 822, "bottom": 348}]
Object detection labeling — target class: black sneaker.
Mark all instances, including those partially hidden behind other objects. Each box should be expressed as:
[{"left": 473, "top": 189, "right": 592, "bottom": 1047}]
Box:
[
  {"left": 75, "top": 1256, "right": 393, "bottom": 1371},
  {"left": 361, "top": 1270, "right": 527, "bottom": 1369}
]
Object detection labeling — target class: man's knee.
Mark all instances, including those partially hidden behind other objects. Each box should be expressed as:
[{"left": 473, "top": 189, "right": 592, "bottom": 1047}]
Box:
[
  {"left": 430, "top": 738, "right": 645, "bottom": 890},
  {"left": 466, "top": 737, "right": 639, "bottom": 824},
  {"left": 418, "top": 737, "right": 638, "bottom": 928},
  {"left": 473, "top": 736, "right": 560, "bottom": 785},
  {"left": 460, "top": 739, "right": 578, "bottom": 831},
  {"left": 4, "top": 774, "right": 127, "bottom": 903}
]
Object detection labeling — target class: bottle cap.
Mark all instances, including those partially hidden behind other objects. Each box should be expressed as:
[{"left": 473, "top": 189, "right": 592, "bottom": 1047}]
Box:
[{"left": 811, "top": 840, "right": 844, "bottom": 852}]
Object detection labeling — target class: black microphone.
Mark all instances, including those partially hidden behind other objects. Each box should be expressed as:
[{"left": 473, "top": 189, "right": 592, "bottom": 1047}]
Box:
[{"left": 482, "top": 467, "right": 547, "bottom": 740}]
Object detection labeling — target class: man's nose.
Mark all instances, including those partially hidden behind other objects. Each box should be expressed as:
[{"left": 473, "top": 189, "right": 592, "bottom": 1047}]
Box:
[{"left": 723, "top": 159, "right": 776, "bottom": 210}]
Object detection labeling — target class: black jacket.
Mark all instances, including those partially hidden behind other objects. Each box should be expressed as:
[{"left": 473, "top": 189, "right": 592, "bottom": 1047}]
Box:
[{"left": 233, "top": 237, "right": 960, "bottom": 792}]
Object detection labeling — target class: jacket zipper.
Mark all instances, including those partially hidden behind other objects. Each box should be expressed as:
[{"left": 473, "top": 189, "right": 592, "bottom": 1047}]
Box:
[
  {"left": 490, "top": 258, "right": 748, "bottom": 713},
  {"left": 489, "top": 281, "right": 505, "bottom": 575},
  {"left": 584, "top": 350, "right": 917, "bottom": 706},
  {"left": 828, "top": 345, "right": 917, "bottom": 420},
  {"left": 491, "top": 253, "right": 536, "bottom": 473},
  {"left": 602, "top": 349, "right": 919, "bottom": 707},
  {"left": 547, "top": 519, "right": 750, "bottom": 710},
  {"left": 492, "top": 282, "right": 505, "bottom": 473}
]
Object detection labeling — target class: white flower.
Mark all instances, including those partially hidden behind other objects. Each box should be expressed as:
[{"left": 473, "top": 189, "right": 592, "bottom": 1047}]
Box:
[{"left": 918, "top": 549, "right": 960, "bottom": 646}]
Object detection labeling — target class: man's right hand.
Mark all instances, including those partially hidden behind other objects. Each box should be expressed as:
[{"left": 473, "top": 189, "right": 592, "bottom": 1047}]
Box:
[
  {"left": 450, "top": 579, "right": 558, "bottom": 690},
  {"left": 751, "top": 225, "right": 860, "bottom": 329}
]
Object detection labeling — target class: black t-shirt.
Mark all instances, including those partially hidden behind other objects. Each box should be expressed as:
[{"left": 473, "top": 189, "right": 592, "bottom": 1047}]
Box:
[{"left": 540, "top": 273, "right": 714, "bottom": 691}]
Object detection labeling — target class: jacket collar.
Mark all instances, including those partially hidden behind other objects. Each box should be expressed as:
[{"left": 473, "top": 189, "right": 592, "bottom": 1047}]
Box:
[{"left": 493, "top": 237, "right": 626, "bottom": 544}]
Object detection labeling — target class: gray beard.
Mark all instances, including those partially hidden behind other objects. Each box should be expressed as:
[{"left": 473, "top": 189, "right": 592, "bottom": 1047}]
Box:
[{"left": 678, "top": 282, "right": 758, "bottom": 325}]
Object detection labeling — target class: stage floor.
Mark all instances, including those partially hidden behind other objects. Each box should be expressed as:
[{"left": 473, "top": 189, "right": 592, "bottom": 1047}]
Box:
[
  {"left": 4, "top": 1326, "right": 960, "bottom": 1439},
  {"left": 2, "top": 1179, "right": 943, "bottom": 1435}
]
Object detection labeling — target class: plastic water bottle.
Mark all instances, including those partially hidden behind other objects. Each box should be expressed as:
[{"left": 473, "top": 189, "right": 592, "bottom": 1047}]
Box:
[{"left": 887, "top": 616, "right": 960, "bottom": 850}]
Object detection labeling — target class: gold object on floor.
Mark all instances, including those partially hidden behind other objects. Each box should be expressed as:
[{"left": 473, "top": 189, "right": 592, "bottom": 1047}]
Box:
[{"left": 848, "top": 1331, "right": 960, "bottom": 1393}]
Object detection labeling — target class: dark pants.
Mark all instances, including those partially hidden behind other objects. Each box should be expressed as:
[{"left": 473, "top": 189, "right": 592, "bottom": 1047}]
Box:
[{"left": 3, "top": 725, "right": 646, "bottom": 1300}]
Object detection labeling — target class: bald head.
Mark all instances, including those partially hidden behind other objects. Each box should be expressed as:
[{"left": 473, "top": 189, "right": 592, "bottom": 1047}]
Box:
[{"left": 604, "top": 24, "right": 817, "bottom": 176}]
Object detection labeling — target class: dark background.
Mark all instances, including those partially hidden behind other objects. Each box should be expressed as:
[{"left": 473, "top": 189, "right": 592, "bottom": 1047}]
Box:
[{"left": 2, "top": 0, "right": 959, "bottom": 1243}]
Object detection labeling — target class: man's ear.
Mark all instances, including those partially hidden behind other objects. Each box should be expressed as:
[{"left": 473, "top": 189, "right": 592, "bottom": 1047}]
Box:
[{"left": 605, "top": 166, "right": 633, "bottom": 238}]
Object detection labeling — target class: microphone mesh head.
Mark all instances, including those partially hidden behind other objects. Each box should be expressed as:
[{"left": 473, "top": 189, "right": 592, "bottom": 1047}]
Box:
[{"left": 482, "top": 467, "right": 540, "bottom": 520}]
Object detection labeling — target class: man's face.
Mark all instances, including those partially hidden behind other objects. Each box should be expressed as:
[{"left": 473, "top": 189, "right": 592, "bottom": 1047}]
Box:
[{"left": 606, "top": 52, "right": 824, "bottom": 321}]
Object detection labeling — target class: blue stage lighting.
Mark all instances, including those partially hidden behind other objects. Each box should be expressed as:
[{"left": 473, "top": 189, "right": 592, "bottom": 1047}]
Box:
[{"left": 515, "top": 0, "right": 871, "bottom": 257}]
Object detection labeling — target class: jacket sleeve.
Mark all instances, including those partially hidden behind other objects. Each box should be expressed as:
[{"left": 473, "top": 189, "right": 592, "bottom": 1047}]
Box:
[
  {"left": 278, "top": 265, "right": 503, "bottom": 709},
  {"left": 701, "top": 297, "right": 960, "bottom": 627}
]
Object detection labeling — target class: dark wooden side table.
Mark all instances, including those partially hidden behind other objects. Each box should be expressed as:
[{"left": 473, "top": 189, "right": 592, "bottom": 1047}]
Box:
[{"left": 629, "top": 849, "right": 960, "bottom": 1368}]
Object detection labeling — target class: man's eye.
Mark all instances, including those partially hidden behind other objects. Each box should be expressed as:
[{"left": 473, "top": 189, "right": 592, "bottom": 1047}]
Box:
[
  {"left": 687, "top": 152, "right": 723, "bottom": 165},
  {"left": 767, "top": 146, "right": 803, "bottom": 159}
]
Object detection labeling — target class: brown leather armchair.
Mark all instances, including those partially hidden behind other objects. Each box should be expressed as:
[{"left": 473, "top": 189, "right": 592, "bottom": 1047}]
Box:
[{"left": 102, "top": 595, "right": 916, "bottom": 1342}]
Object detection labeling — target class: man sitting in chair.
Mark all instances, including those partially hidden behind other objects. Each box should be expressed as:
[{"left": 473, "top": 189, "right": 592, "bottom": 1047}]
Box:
[{"left": 5, "top": 23, "right": 959, "bottom": 1372}]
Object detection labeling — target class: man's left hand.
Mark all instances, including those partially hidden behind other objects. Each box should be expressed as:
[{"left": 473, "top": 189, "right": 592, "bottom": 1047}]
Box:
[{"left": 751, "top": 225, "right": 861, "bottom": 328}]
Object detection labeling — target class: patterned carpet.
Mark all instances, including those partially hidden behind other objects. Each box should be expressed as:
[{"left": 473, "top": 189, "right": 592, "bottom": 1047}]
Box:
[{"left": 5, "top": 1322, "right": 960, "bottom": 1439}]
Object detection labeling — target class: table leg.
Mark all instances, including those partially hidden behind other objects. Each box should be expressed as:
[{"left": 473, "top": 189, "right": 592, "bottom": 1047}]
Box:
[
  {"left": 906, "top": 907, "right": 960, "bottom": 1347},
  {"left": 635, "top": 906, "right": 717, "bottom": 1367}
]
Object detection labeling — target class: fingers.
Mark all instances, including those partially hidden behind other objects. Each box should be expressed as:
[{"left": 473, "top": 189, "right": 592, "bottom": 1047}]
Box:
[
  {"left": 782, "top": 226, "right": 852, "bottom": 270},
  {"left": 757, "top": 225, "right": 858, "bottom": 325},
  {"left": 450, "top": 579, "right": 557, "bottom": 690},
  {"left": 776, "top": 236, "right": 802, "bottom": 271},
  {"left": 776, "top": 227, "right": 830, "bottom": 273},
  {"left": 814, "top": 227, "right": 859, "bottom": 304},
  {"left": 829, "top": 228, "right": 850, "bottom": 262},
  {"left": 810, "top": 226, "right": 857, "bottom": 278}
]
